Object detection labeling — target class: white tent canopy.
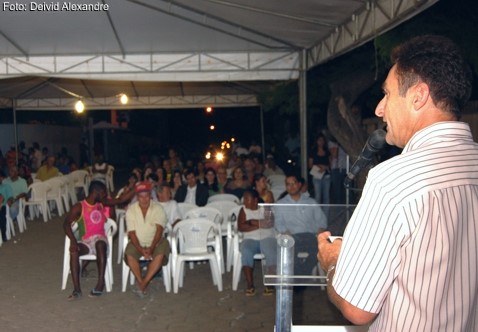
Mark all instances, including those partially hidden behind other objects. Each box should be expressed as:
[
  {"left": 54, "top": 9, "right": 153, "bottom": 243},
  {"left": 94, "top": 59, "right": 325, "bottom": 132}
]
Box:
[{"left": 0, "top": 0, "right": 438, "bottom": 110}]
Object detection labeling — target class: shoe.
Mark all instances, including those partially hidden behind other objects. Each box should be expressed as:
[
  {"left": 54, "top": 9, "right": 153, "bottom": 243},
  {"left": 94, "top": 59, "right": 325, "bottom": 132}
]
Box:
[
  {"left": 245, "top": 287, "right": 256, "bottom": 297},
  {"left": 263, "top": 286, "right": 274, "bottom": 296},
  {"left": 88, "top": 288, "right": 104, "bottom": 297},
  {"left": 131, "top": 286, "right": 148, "bottom": 299},
  {"left": 67, "top": 290, "right": 82, "bottom": 301}
]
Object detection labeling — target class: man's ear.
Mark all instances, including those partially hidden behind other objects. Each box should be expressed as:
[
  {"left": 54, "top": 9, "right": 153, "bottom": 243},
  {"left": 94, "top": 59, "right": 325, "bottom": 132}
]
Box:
[{"left": 412, "top": 82, "right": 430, "bottom": 111}]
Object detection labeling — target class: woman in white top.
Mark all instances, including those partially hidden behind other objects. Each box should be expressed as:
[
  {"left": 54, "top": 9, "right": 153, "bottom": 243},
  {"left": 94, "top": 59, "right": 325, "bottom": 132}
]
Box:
[{"left": 238, "top": 190, "right": 276, "bottom": 296}]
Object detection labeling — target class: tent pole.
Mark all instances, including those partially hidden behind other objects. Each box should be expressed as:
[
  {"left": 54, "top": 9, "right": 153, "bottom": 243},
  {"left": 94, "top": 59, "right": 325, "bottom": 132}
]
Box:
[
  {"left": 260, "top": 105, "right": 266, "bottom": 162},
  {"left": 299, "top": 49, "right": 308, "bottom": 180},
  {"left": 13, "top": 99, "right": 19, "bottom": 166},
  {"left": 88, "top": 117, "right": 94, "bottom": 166}
]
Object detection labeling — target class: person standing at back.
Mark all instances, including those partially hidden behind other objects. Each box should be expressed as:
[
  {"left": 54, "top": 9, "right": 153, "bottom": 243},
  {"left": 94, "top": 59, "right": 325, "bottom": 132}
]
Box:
[{"left": 318, "top": 35, "right": 478, "bottom": 331}]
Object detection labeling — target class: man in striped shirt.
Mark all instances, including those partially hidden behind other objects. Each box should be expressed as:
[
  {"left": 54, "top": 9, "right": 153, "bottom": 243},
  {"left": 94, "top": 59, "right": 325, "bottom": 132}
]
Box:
[{"left": 317, "top": 35, "right": 478, "bottom": 331}]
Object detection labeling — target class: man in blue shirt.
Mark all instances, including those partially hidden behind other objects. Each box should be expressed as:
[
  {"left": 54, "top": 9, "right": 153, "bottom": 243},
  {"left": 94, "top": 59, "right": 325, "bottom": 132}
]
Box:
[{"left": 274, "top": 173, "right": 327, "bottom": 275}]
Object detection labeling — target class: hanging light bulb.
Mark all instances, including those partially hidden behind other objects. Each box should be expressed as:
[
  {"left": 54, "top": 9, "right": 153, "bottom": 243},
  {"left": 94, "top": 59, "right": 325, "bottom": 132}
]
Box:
[
  {"left": 75, "top": 100, "right": 85, "bottom": 113},
  {"left": 120, "top": 93, "right": 128, "bottom": 105}
]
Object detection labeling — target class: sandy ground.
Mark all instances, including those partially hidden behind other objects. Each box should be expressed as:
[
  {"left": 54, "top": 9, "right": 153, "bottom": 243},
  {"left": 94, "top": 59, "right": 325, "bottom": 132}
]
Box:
[{"left": 0, "top": 211, "right": 349, "bottom": 332}]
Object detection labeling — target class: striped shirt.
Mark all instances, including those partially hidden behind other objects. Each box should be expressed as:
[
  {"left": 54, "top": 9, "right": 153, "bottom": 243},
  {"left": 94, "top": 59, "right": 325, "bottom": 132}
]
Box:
[{"left": 334, "top": 122, "right": 478, "bottom": 332}]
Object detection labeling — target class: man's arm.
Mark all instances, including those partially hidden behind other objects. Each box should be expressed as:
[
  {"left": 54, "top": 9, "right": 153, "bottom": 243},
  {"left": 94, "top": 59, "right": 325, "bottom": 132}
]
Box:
[
  {"left": 149, "top": 224, "right": 164, "bottom": 253},
  {"left": 127, "top": 230, "right": 147, "bottom": 257},
  {"left": 238, "top": 207, "right": 259, "bottom": 232},
  {"left": 63, "top": 203, "right": 82, "bottom": 252},
  {"left": 317, "top": 231, "right": 377, "bottom": 325}
]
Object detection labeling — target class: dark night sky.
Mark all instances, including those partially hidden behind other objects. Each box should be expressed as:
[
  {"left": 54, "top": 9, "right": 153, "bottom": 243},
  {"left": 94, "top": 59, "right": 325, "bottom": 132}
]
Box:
[{"left": 9, "top": 106, "right": 265, "bottom": 159}]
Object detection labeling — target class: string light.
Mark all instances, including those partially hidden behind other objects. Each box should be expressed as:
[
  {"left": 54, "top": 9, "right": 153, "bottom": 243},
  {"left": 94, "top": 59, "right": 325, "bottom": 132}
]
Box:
[
  {"left": 75, "top": 100, "right": 85, "bottom": 113},
  {"left": 120, "top": 93, "right": 128, "bottom": 105}
]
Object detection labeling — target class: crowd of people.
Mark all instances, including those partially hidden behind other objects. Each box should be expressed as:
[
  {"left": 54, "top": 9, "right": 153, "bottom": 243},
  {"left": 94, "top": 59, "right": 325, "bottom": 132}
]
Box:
[{"left": 0, "top": 141, "right": 80, "bottom": 185}]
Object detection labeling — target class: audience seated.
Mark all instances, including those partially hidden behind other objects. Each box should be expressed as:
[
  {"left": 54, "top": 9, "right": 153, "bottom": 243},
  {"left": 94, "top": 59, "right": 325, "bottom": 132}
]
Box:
[
  {"left": 170, "top": 169, "right": 183, "bottom": 198},
  {"left": 243, "top": 157, "right": 256, "bottom": 184},
  {"left": 263, "top": 154, "right": 284, "bottom": 177},
  {"left": 253, "top": 173, "right": 274, "bottom": 203},
  {"left": 216, "top": 166, "right": 229, "bottom": 193},
  {"left": 155, "top": 167, "right": 166, "bottom": 185},
  {"left": 195, "top": 160, "right": 206, "bottom": 184},
  {"left": 36, "top": 155, "right": 60, "bottom": 181},
  {"left": 224, "top": 166, "right": 251, "bottom": 200},
  {"left": 63, "top": 180, "right": 128, "bottom": 300},
  {"left": 274, "top": 174, "right": 327, "bottom": 275},
  {"left": 0, "top": 170, "right": 13, "bottom": 242},
  {"left": 156, "top": 183, "right": 181, "bottom": 228},
  {"left": 3, "top": 166, "right": 28, "bottom": 221},
  {"left": 174, "top": 168, "right": 209, "bottom": 207},
  {"left": 204, "top": 167, "right": 219, "bottom": 196},
  {"left": 238, "top": 190, "right": 276, "bottom": 296},
  {"left": 124, "top": 182, "right": 170, "bottom": 298},
  {"left": 167, "top": 148, "right": 183, "bottom": 172},
  {"left": 91, "top": 155, "right": 109, "bottom": 182}
]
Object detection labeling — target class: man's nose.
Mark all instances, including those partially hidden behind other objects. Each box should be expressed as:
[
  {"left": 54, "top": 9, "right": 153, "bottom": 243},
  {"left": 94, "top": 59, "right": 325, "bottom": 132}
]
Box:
[{"left": 375, "top": 98, "right": 385, "bottom": 117}]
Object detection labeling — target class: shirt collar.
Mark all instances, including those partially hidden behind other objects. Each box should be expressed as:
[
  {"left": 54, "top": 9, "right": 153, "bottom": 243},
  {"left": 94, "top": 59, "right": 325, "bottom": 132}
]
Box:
[{"left": 402, "top": 121, "right": 472, "bottom": 153}]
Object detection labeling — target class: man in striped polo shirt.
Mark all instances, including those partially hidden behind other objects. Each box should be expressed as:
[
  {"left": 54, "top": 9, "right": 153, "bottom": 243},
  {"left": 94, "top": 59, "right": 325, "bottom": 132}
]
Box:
[{"left": 318, "top": 35, "right": 478, "bottom": 331}]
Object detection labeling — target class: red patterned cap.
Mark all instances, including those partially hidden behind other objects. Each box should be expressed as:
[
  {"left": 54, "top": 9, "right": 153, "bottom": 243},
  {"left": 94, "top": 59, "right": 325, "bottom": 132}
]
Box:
[{"left": 135, "top": 182, "right": 152, "bottom": 193}]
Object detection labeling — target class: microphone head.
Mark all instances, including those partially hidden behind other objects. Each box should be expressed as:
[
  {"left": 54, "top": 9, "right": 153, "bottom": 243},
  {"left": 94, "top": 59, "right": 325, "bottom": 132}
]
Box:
[{"left": 368, "top": 129, "right": 387, "bottom": 152}]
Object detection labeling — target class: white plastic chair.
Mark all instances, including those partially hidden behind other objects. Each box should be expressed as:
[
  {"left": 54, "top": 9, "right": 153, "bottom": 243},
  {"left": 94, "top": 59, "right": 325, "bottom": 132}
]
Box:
[
  {"left": 184, "top": 206, "right": 225, "bottom": 273},
  {"left": 225, "top": 205, "right": 243, "bottom": 273},
  {"left": 61, "top": 218, "right": 117, "bottom": 292},
  {"left": 5, "top": 204, "right": 15, "bottom": 240},
  {"left": 207, "top": 193, "right": 240, "bottom": 204},
  {"left": 55, "top": 175, "right": 71, "bottom": 213},
  {"left": 206, "top": 201, "right": 240, "bottom": 272},
  {"left": 106, "top": 165, "right": 115, "bottom": 193},
  {"left": 116, "top": 209, "right": 126, "bottom": 264},
  {"left": 177, "top": 202, "right": 198, "bottom": 219},
  {"left": 171, "top": 218, "right": 223, "bottom": 293},
  {"left": 45, "top": 177, "right": 66, "bottom": 216},
  {"left": 22, "top": 182, "right": 52, "bottom": 222},
  {"left": 69, "top": 170, "right": 90, "bottom": 198},
  {"left": 121, "top": 233, "right": 172, "bottom": 293},
  {"left": 5, "top": 202, "right": 27, "bottom": 239}
]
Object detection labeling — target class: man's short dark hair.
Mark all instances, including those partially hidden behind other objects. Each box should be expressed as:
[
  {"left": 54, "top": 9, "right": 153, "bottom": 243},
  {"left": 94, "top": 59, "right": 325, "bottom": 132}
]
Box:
[
  {"left": 391, "top": 35, "right": 472, "bottom": 118},
  {"left": 285, "top": 172, "right": 301, "bottom": 183},
  {"left": 89, "top": 180, "right": 106, "bottom": 193},
  {"left": 184, "top": 168, "right": 197, "bottom": 177}
]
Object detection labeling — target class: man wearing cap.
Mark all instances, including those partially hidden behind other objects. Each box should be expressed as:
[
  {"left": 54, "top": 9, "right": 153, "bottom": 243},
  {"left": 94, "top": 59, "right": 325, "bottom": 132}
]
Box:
[{"left": 125, "top": 182, "right": 170, "bottom": 298}]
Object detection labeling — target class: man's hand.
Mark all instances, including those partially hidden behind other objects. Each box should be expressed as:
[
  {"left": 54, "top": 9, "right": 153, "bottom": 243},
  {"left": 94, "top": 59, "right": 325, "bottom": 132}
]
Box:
[
  {"left": 142, "top": 247, "right": 153, "bottom": 260},
  {"left": 317, "top": 231, "right": 342, "bottom": 271}
]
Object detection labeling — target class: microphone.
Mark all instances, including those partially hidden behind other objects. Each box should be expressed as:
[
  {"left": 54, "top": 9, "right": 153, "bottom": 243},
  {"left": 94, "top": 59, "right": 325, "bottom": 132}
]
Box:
[{"left": 344, "top": 129, "right": 387, "bottom": 188}]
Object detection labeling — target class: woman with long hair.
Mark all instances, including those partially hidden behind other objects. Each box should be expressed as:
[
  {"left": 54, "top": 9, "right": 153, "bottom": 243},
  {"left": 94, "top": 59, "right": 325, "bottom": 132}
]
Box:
[
  {"left": 224, "top": 166, "right": 251, "bottom": 200},
  {"left": 253, "top": 173, "right": 274, "bottom": 203},
  {"left": 204, "top": 167, "right": 219, "bottom": 196}
]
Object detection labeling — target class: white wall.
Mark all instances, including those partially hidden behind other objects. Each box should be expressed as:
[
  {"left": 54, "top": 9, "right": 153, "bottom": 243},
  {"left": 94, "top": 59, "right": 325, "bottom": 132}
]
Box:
[{"left": 0, "top": 124, "right": 82, "bottom": 162}]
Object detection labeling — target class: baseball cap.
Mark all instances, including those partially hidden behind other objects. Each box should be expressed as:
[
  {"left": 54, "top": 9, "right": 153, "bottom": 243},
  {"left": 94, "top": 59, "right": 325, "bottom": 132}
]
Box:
[{"left": 135, "top": 182, "right": 152, "bottom": 193}]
